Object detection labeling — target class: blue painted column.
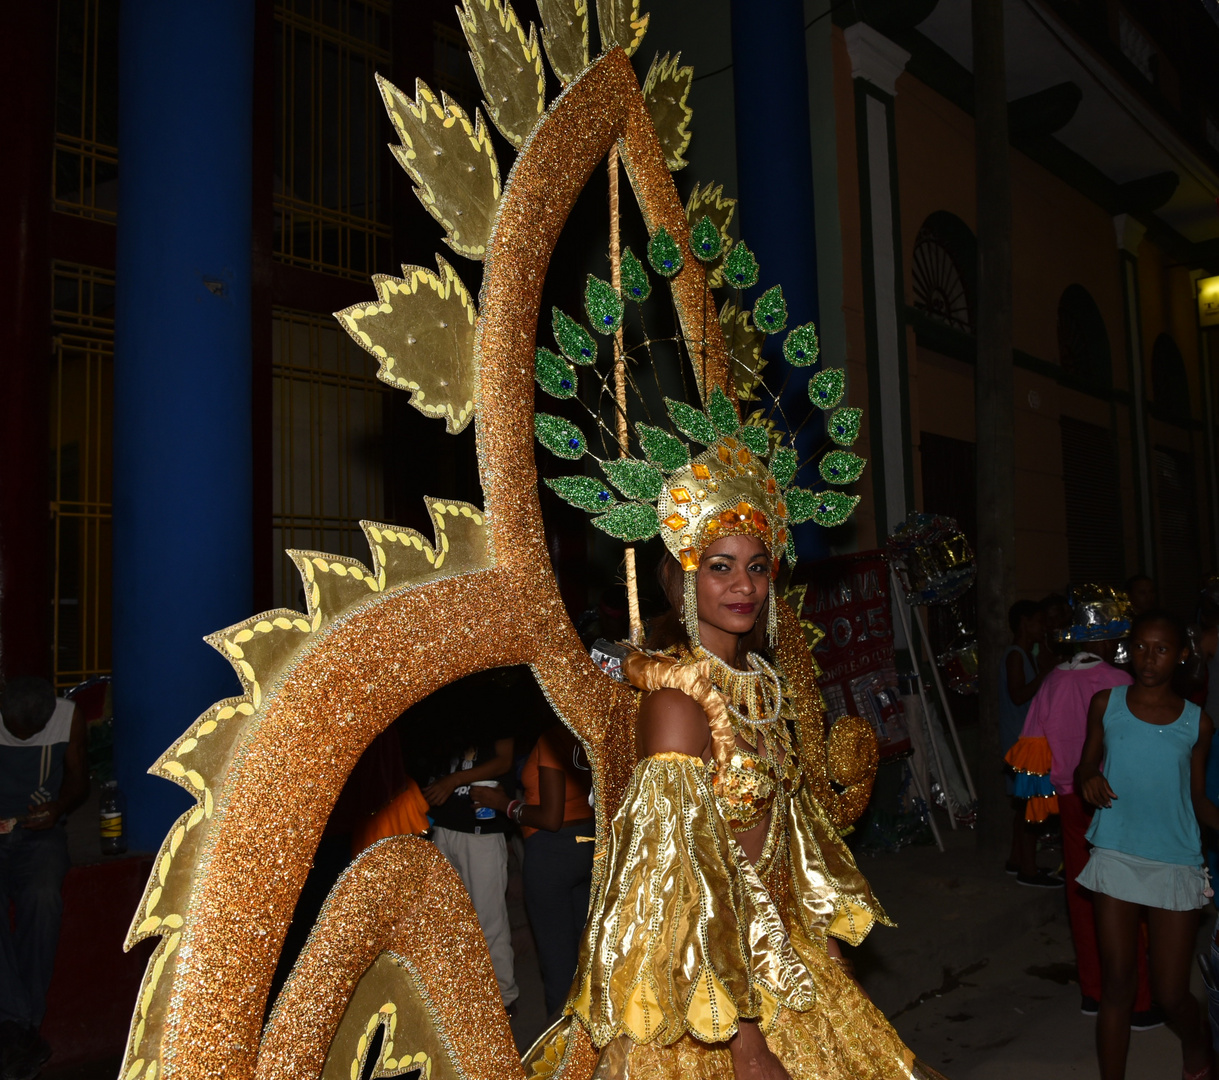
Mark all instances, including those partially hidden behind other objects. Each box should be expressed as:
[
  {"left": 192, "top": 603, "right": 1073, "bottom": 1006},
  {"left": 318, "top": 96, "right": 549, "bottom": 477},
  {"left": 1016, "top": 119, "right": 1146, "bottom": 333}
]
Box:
[
  {"left": 113, "top": 1, "right": 254, "bottom": 851},
  {"left": 730, "top": 0, "right": 825, "bottom": 559}
]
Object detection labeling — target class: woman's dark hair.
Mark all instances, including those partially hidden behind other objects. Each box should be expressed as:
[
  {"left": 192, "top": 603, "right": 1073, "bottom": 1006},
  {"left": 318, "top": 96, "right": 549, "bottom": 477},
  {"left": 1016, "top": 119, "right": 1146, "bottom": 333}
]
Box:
[
  {"left": 646, "top": 553, "right": 770, "bottom": 660},
  {"left": 1007, "top": 599, "right": 1042, "bottom": 634},
  {"left": 1130, "top": 608, "right": 1188, "bottom": 650}
]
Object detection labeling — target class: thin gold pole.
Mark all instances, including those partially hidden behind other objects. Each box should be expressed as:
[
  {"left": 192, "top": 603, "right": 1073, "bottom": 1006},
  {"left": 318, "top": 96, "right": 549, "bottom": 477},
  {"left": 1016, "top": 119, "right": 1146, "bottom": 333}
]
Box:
[{"left": 608, "top": 144, "right": 642, "bottom": 645}]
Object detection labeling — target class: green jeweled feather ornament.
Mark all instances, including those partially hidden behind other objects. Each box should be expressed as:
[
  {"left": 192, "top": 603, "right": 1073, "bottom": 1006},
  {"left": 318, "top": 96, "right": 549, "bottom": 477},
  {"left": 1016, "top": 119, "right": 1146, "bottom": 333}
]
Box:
[
  {"left": 783, "top": 322, "right": 819, "bottom": 367},
  {"left": 828, "top": 406, "right": 862, "bottom": 447},
  {"left": 770, "top": 446, "right": 798, "bottom": 488},
  {"left": 808, "top": 367, "right": 845, "bottom": 410},
  {"left": 585, "top": 275, "right": 623, "bottom": 336},
  {"left": 620, "top": 248, "right": 651, "bottom": 302},
  {"left": 689, "top": 215, "right": 723, "bottom": 262},
  {"left": 535, "top": 348, "right": 577, "bottom": 399},
  {"left": 753, "top": 285, "right": 788, "bottom": 334},
  {"left": 593, "top": 502, "right": 661, "bottom": 541},
  {"left": 819, "top": 450, "right": 867, "bottom": 485},
  {"left": 666, "top": 398, "right": 717, "bottom": 444},
  {"left": 786, "top": 530, "right": 797, "bottom": 565},
  {"left": 637, "top": 423, "right": 690, "bottom": 470},
  {"left": 811, "top": 490, "right": 861, "bottom": 527},
  {"left": 723, "top": 242, "right": 759, "bottom": 289},
  {"left": 546, "top": 475, "right": 618, "bottom": 511},
  {"left": 647, "top": 226, "right": 684, "bottom": 278},
  {"left": 740, "top": 425, "right": 770, "bottom": 456},
  {"left": 602, "top": 458, "right": 665, "bottom": 500},
  {"left": 535, "top": 412, "right": 587, "bottom": 460},
  {"left": 707, "top": 385, "right": 739, "bottom": 435},
  {"left": 552, "top": 307, "right": 596, "bottom": 365}
]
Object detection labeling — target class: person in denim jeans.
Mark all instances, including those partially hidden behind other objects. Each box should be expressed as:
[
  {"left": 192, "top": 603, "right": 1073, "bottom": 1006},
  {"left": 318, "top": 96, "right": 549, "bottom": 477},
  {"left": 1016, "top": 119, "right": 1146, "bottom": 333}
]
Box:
[{"left": 0, "top": 678, "right": 88, "bottom": 1080}]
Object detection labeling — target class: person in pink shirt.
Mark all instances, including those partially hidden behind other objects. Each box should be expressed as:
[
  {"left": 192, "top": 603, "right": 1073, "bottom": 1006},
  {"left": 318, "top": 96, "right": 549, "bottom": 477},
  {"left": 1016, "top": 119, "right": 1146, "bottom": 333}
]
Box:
[{"left": 1015, "top": 586, "right": 1159, "bottom": 1028}]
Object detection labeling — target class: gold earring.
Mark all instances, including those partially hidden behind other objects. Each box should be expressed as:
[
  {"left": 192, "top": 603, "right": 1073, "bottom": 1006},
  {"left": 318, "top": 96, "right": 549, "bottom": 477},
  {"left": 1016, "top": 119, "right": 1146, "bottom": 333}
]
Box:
[{"left": 683, "top": 570, "right": 701, "bottom": 649}]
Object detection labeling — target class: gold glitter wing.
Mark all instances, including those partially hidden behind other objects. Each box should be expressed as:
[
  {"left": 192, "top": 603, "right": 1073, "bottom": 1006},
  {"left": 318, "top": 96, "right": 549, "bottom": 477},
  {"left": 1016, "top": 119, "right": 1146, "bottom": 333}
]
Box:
[
  {"left": 536, "top": 0, "right": 589, "bottom": 85},
  {"left": 459, "top": 0, "right": 547, "bottom": 148},
  {"left": 596, "top": 0, "right": 648, "bottom": 57},
  {"left": 335, "top": 258, "right": 479, "bottom": 434},
  {"left": 686, "top": 181, "right": 736, "bottom": 286},
  {"left": 642, "top": 52, "right": 693, "bottom": 172},
  {"left": 378, "top": 75, "right": 502, "bottom": 261}
]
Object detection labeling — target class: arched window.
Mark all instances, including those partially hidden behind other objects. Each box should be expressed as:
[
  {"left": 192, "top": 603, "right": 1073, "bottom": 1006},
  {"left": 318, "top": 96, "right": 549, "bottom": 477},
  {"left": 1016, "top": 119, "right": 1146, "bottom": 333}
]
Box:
[
  {"left": 1151, "top": 333, "right": 1191, "bottom": 424},
  {"left": 911, "top": 211, "right": 977, "bottom": 333},
  {"left": 1056, "top": 285, "right": 1111, "bottom": 390}
]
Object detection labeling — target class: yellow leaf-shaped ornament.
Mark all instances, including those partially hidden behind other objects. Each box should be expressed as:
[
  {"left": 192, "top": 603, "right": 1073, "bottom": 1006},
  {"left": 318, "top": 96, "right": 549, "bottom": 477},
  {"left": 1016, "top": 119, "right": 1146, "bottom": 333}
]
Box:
[
  {"left": 335, "top": 258, "right": 478, "bottom": 434},
  {"left": 686, "top": 181, "right": 736, "bottom": 286},
  {"left": 642, "top": 52, "right": 693, "bottom": 172},
  {"left": 536, "top": 0, "right": 589, "bottom": 84},
  {"left": 458, "top": 0, "right": 546, "bottom": 148},
  {"left": 377, "top": 75, "right": 502, "bottom": 261},
  {"left": 719, "top": 300, "right": 767, "bottom": 403},
  {"left": 596, "top": 0, "right": 648, "bottom": 57}
]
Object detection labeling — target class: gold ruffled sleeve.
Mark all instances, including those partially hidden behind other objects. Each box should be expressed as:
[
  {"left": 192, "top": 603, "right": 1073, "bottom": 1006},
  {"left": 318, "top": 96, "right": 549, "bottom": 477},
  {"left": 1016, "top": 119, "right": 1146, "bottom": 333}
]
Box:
[
  {"left": 786, "top": 781, "right": 893, "bottom": 947},
  {"left": 568, "top": 753, "right": 815, "bottom": 1048}
]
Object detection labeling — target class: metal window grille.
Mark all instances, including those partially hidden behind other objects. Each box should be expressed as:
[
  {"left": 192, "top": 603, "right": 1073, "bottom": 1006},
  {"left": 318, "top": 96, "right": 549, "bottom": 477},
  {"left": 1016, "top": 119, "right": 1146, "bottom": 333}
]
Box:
[
  {"left": 273, "top": 0, "right": 392, "bottom": 280},
  {"left": 911, "top": 227, "right": 972, "bottom": 333},
  {"left": 53, "top": 0, "right": 119, "bottom": 220},
  {"left": 50, "top": 262, "right": 115, "bottom": 690},
  {"left": 272, "top": 309, "right": 387, "bottom": 609}
]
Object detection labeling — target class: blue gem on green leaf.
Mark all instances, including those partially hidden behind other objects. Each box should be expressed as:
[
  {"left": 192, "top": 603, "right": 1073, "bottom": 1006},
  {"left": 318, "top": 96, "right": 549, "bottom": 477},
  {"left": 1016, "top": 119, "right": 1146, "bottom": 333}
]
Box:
[
  {"left": 620, "top": 248, "right": 651, "bottom": 302},
  {"left": 770, "top": 446, "right": 798, "bottom": 489},
  {"left": 783, "top": 322, "right": 819, "bottom": 367},
  {"left": 811, "top": 490, "right": 861, "bottom": 528},
  {"left": 552, "top": 308, "right": 596, "bottom": 365},
  {"left": 647, "top": 226, "right": 684, "bottom": 279},
  {"left": 665, "top": 399, "right": 717, "bottom": 444},
  {"left": 602, "top": 458, "right": 665, "bottom": 500},
  {"left": 828, "top": 406, "right": 862, "bottom": 447},
  {"left": 689, "top": 215, "right": 723, "bottom": 263},
  {"left": 546, "top": 475, "right": 618, "bottom": 512},
  {"left": 535, "top": 348, "right": 578, "bottom": 399},
  {"left": 723, "top": 243, "right": 759, "bottom": 288},
  {"left": 753, "top": 285, "right": 787, "bottom": 334},
  {"left": 637, "top": 424, "right": 690, "bottom": 471},
  {"left": 585, "top": 275, "right": 623, "bottom": 336},
  {"left": 808, "top": 367, "right": 845, "bottom": 410},
  {"left": 707, "top": 386, "right": 739, "bottom": 435},
  {"left": 819, "top": 450, "right": 866, "bottom": 485},
  {"left": 592, "top": 503, "right": 661, "bottom": 542},
  {"left": 535, "top": 413, "right": 587, "bottom": 460},
  {"left": 740, "top": 425, "right": 769, "bottom": 456}
]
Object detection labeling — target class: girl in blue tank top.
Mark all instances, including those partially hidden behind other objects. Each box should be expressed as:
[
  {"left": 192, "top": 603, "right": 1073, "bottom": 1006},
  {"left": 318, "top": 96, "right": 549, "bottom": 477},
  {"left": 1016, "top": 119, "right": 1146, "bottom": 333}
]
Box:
[{"left": 1077, "top": 611, "right": 1219, "bottom": 1080}]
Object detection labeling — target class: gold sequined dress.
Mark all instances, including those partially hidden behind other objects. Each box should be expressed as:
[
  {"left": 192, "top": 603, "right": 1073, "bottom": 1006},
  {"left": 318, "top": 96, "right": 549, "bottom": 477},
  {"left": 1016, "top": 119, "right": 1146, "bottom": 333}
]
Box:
[{"left": 563, "top": 648, "right": 946, "bottom": 1080}]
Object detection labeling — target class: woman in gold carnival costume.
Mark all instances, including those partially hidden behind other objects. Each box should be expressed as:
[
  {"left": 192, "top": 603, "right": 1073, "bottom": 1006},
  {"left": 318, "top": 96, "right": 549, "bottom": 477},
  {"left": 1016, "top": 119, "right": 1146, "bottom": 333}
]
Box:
[{"left": 113, "top": 4, "right": 947, "bottom": 1079}]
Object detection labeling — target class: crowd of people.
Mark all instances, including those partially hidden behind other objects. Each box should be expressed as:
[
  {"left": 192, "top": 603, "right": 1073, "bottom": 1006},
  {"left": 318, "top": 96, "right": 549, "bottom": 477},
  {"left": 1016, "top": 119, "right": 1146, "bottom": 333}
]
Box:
[{"left": 1002, "top": 574, "right": 1219, "bottom": 1080}]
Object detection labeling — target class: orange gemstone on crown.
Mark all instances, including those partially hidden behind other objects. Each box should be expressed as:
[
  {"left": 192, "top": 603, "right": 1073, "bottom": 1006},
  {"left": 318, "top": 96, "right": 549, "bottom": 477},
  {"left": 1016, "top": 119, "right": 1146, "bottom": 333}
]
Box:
[
  {"left": 737, "top": 448, "right": 752, "bottom": 465},
  {"left": 669, "top": 487, "right": 692, "bottom": 503},
  {"left": 679, "top": 546, "right": 699, "bottom": 571},
  {"left": 664, "top": 512, "right": 689, "bottom": 531},
  {"left": 692, "top": 463, "right": 711, "bottom": 480},
  {"left": 719, "top": 509, "right": 737, "bottom": 525},
  {"left": 717, "top": 446, "right": 732, "bottom": 464},
  {"left": 723, "top": 437, "right": 738, "bottom": 449},
  {"left": 766, "top": 477, "right": 777, "bottom": 495},
  {"left": 735, "top": 501, "right": 753, "bottom": 520},
  {"left": 776, "top": 502, "right": 787, "bottom": 517},
  {"left": 754, "top": 511, "right": 768, "bottom": 529}
]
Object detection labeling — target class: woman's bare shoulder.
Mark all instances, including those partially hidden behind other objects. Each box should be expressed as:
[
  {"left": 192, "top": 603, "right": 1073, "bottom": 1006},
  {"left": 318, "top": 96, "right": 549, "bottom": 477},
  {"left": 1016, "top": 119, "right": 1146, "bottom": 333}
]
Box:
[{"left": 637, "top": 687, "right": 712, "bottom": 759}]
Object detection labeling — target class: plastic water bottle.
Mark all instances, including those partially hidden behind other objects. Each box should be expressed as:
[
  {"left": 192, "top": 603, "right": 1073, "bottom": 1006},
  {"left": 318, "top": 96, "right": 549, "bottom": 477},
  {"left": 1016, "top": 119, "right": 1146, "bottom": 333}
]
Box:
[{"left": 100, "top": 780, "right": 127, "bottom": 855}]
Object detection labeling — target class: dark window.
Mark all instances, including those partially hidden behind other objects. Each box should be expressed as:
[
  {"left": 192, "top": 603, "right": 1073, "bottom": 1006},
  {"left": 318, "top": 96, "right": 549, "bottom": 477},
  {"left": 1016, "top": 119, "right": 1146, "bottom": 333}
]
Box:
[
  {"left": 1151, "top": 333, "right": 1191, "bottom": 425},
  {"left": 1154, "top": 446, "right": 1201, "bottom": 617},
  {"left": 1060, "top": 417, "right": 1124, "bottom": 585},
  {"left": 1057, "top": 284, "right": 1112, "bottom": 390},
  {"left": 911, "top": 212, "right": 977, "bottom": 334}
]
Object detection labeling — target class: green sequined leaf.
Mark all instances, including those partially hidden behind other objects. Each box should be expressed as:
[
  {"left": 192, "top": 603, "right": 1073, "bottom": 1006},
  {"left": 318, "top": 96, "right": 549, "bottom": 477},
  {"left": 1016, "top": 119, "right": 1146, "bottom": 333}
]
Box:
[
  {"left": 665, "top": 399, "right": 717, "bottom": 444},
  {"left": 812, "top": 490, "right": 861, "bottom": 528},
  {"left": 786, "top": 530, "right": 797, "bottom": 565},
  {"left": 740, "top": 425, "right": 769, "bottom": 456},
  {"left": 602, "top": 458, "right": 665, "bottom": 500},
  {"left": 535, "top": 413, "right": 587, "bottom": 460},
  {"left": 535, "top": 348, "right": 577, "bottom": 399},
  {"left": 620, "top": 248, "right": 651, "bottom": 302},
  {"left": 552, "top": 307, "right": 597, "bottom": 365},
  {"left": 707, "top": 385, "right": 739, "bottom": 435},
  {"left": 585, "top": 275, "right": 623, "bottom": 336},
  {"left": 592, "top": 503, "right": 661, "bottom": 542},
  {"left": 828, "top": 406, "right": 862, "bottom": 447},
  {"left": 637, "top": 423, "right": 690, "bottom": 470},
  {"left": 770, "top": 446, "right": 798, "bottom": 488},
  {"left": 546, "top": 475, "right": 618, "bottom": 512},
  {"left": 753, "top": 285, "right": 788, "bottom": 334},
  {"left": 808, "top": 367, "right": 845, "bottom": 410},
  {"left": 647, "top": 226, "right": 684, "bottom": 278},
  {"left": 819, "top": 450, "right": 866, "bottom": 485},
  {"left": 723, "top": 243, "right": 759, "bottom": 289},
  {"left": 689, "top": 215, "right": 723, "bottom": 263},
  {"left": 783, "top": 322, "right": 819, "bottom": 367}
]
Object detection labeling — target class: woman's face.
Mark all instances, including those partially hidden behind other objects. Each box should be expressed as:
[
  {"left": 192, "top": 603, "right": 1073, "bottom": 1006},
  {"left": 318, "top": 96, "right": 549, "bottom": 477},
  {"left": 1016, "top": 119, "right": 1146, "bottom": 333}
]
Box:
[{"left": 695, "top": 533, "right": 771, "bottom": 640}]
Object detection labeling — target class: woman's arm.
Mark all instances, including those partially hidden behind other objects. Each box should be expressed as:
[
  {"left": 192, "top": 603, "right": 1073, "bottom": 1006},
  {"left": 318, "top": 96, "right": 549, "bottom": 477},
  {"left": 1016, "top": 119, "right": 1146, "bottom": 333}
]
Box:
[
  {"left": 422, "top": 737, "right": 514, "bottom": 806},
  {"left": 1076, "top": 689, "right": 1115, "bottom": 808},
  {"left": 1006, "top": 649, "right": 1046, "bottom": 706},
  {"left": 1191, "top": 711, "right": 1219, "bottom": 833},
  {"left": 475, "top": 765, "right": 569, "bottom": 831},
  {"left": 636, "top": 687, "right": 713, "bottom": 760}
]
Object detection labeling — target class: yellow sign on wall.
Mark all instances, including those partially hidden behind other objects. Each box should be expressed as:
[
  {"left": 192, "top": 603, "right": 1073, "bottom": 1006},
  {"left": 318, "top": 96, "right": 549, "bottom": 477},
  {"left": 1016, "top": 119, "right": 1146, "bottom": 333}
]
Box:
[{"left": 1200, "top": 275, "right": 1219, "bottom": 328}]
